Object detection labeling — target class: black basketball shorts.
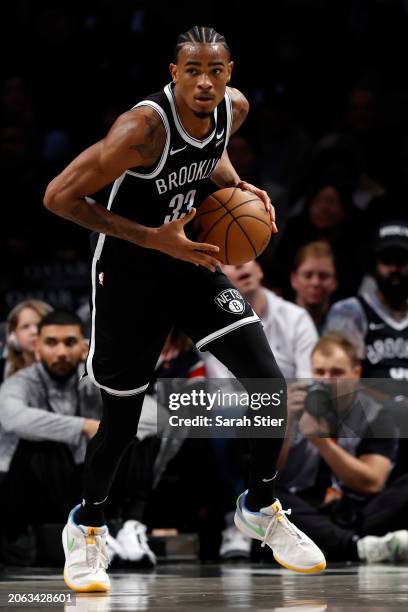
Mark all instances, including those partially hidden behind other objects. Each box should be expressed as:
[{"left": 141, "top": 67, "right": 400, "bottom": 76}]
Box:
[{"left": 86, "top": 256, "right": 260, "bottom": 396}]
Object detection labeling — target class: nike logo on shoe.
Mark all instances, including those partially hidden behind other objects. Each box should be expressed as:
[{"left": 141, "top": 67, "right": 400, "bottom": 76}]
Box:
[
  {"left": 170, "top": 145, "right": 187, "bottom": 155},
  {"left": 67, "top": 536, "right": 75, "bottom": 552},
  {"left": 236, "top": 495, "right": 265, "bottom": 538},
  {"left": 93, "top": 496, "right": 108, "bottom": 506},
  {"left": 216, "top": 129, "right": 225, "bottom": 139}
]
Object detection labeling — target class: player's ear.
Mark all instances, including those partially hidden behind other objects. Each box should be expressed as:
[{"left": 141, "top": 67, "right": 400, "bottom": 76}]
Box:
[
  {"left": 169, "top": 63, "right": 178, "bottom": 83},
  {"left": 227, "top": 61, "right": 234, "bottom": 83}
]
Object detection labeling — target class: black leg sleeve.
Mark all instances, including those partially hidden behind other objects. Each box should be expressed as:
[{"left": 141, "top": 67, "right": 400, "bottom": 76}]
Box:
[
  {"left": 207, "top": 322, "right": 287, "bottom": 511},
  {"left": 76, "top": 389, "right": 145, "bottom": 526}
]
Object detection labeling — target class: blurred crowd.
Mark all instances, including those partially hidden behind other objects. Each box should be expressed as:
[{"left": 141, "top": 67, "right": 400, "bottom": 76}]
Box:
[{"left": 1, "top": 0, "right": 408, "bottom": 568}]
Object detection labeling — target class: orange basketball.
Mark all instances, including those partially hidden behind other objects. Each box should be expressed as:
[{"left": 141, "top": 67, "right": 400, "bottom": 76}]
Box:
[{"left": 194, "top": 187, "right": 272, "bottom": 265}]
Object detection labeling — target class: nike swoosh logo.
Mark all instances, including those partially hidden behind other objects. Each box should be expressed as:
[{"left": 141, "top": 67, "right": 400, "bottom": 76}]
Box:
[
  {"left": 170, "top": 145, "right": 187, "bottom": 155},
  {"left": 236, "top": 497, "right": 265, "bottom": 538},
  {"left": 369, "top": 323, "right": 385, "bottom": 330},
  {"left": 262, "top": 471, "right": 278, "bottom": 483},
  {"left": 216, "top": 129, "right": 224, "bottom": 139},
  {"left": 93, "top": 495, "right": 108, "bottom": 506},
  {"left": 67, "top": 536, "right": 75, "bottom": 552}
]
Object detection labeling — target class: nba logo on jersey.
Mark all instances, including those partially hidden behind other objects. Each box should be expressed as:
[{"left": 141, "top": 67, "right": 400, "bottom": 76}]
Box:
[
  {"left": 98, "top": 272, "right": 104, "bottom": 286},
  {"left": 214, "top": 289, "right": 245, "bottom": 315}
]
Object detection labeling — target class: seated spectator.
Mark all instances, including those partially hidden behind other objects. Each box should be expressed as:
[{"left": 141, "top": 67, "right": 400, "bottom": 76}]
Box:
[
  {"left": 0, "top": 310, "right": 97, "bottom": 564},
  {"left": 325, "top": 219, "right": 408, "bottom": 476},
  {"left": 290, "top": 242, "right": 338, "bottom": 333},
  {"left": 0, "top": 311, "right": 157, "bottom": 566},
  {"left": 263, "top": 180, "right": 367, "bottom": 299},
  {"left": 325, "top": 220, "right": 408, "bottom": 388},
  {"left": 276, "top": 333, "right": 408, "bottom": 564},
  {"left": 203, "top": 261, "right": 317, "bottom": 560},
  {"left": 2, "top": 299, "right": 52, "bottom": 381}
]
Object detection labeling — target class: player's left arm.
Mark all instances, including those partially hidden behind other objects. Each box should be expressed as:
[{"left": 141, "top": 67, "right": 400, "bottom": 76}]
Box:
[{"left": 210, "top": 87, "right": 277, "bottom": 232}]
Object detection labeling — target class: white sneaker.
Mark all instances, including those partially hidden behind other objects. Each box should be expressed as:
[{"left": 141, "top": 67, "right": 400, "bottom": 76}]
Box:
[
  {"left": 116, "top": 520, "right": 157, "bottom": 567},
  {"left": 234, "top": 491, "right": 326, "bottom": 573},
  {"left": 220, "top": 525, "right": 251, "bottom": 560},
  {"left": 357, "top": 530, "right": 408, "bottom": 563},
  {"left": 62, "top": 505, "right": 110, "bottom": 592}
]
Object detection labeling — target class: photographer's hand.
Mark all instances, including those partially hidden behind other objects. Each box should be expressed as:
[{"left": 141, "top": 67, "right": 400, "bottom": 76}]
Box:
[
  {"left": 299, "top": 412, "right": 331, "bottom": 438},
  {"left": 287, "top": 382, "right": 308, "bottom": 420}
]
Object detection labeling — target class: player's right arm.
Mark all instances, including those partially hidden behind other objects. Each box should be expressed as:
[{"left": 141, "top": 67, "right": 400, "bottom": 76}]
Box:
[{"left": 44, "top": 107, "right": 220, "bottom": 271}]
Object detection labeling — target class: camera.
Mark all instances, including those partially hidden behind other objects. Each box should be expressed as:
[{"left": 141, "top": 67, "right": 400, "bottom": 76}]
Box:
[{"left": 304, "top": 381, "right": 338, "bottom": 433}]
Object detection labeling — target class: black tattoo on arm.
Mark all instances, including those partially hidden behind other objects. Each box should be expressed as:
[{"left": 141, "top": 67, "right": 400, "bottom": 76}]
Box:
[
  {"left": 129, "top": 113, "right": 165, "bottom": 164},
  {"left": 68, "top": 198, "right": 150, "bottom": 246}
]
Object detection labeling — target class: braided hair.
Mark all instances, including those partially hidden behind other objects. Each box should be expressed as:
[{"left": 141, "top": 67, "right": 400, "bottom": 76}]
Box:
[{"left": 174, "top": 26, "right": 230, "bottom": 62}]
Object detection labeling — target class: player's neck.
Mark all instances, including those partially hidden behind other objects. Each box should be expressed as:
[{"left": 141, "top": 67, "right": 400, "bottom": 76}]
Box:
[{"left": 173, "top": 87, "right": 213, "bottom": 140}]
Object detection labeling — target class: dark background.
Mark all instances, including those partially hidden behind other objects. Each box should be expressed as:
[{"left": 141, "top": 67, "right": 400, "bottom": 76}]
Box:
[{"left": 2, "top": 0, "right": 408, "bottom": 318}]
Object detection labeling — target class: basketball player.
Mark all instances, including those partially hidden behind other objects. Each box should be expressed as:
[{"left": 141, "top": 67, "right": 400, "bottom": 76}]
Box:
[{"left": 44, "top": 27, "right": 325, "bottom": 591}]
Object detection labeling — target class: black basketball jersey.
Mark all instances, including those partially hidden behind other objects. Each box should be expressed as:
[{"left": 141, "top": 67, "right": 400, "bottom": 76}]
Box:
[
  {"left": 358, "top": 294, "right": 408, "bottom": 382},
  {"left": 96, "top": 82, "right": 233, "bottom": 264}
]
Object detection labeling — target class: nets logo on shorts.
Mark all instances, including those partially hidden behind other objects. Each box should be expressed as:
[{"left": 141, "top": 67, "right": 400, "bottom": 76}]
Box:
[{"left": 214, "top": 289, "right": 246, "bottom": 315}]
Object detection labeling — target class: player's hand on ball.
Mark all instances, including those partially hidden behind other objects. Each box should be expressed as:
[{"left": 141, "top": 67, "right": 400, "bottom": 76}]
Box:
[
  {"left": 152, "top": 208, "right": 221, "bottom": 272},
  {"left": 236, "top": 180, "right": 277, "bottom": 233}
]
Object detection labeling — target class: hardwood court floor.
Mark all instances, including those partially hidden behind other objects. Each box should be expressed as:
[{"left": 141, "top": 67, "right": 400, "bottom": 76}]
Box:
[{"left": 1, "top": 563, "right": 408, "bottom": 611}]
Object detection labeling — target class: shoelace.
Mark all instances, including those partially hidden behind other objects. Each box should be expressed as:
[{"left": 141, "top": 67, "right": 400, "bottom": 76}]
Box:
[
  {"left": 261, "top": 507, "right": 303, "bottom": 548},
  {"left": 87, "top": 535, "right": 109, "bottom": 570}
]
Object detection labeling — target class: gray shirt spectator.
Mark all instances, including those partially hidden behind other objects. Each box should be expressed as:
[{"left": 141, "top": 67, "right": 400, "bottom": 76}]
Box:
[{"left": 0, "top": 362, "right": 100, "bottom": 473}]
